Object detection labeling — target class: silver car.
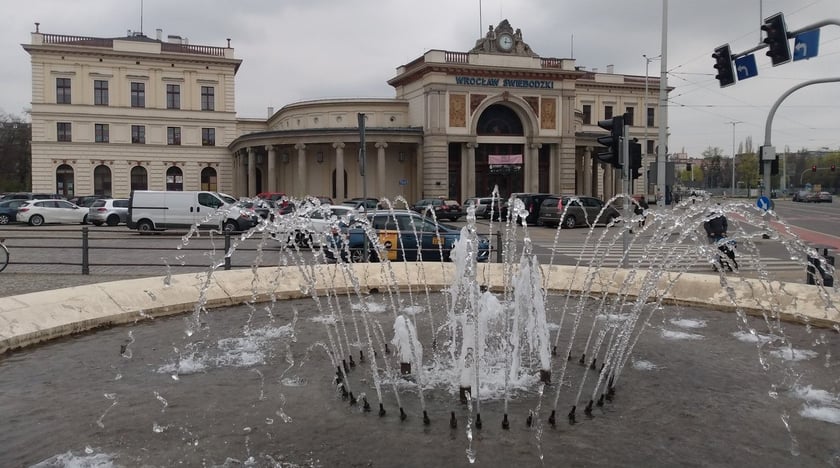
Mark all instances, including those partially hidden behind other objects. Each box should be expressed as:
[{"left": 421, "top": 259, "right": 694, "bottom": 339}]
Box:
[{"left": 88, "top": 198, "right": 129, "bottom": 226}]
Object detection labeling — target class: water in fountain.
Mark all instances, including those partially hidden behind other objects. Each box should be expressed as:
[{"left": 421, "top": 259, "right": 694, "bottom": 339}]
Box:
[{"left": 1, "top": 193, "right": 839, "bottom": 466}]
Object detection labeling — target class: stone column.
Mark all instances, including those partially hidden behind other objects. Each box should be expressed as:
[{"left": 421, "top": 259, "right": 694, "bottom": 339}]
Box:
[
  {"left": 334, "top": 142, "right": 345, "bottom": 200},
  {"left": 583, "top": 147, "right": 593, "bottom": 196},
  {"left": 247, "top": 147, "right": 256, "bottom": 197},
  {"left": 529, "top": 143, "right": 542, "bottom": 193},
  {"left": 415, "top": 144, "right": 424, "bottom": 201},
  {"left": 375, "top": 141, "right": 387, "bottom": 197},
  {"left": 466, "top": 142, "right": 477, "bottom": 198},
  {"left": 296, "top": 143, "right": 306, "bottom": 197},
  {"left": 238, "top": 150, "right": 247, "bottom": 198},
  {"left": 266, "top": 145, "right": 276, "bottom": 193}
]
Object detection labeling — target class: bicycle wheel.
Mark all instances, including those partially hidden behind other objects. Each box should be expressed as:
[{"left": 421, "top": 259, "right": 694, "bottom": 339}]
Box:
[{"left": 0, "top": 243, "right": 8, "bottom": 273}]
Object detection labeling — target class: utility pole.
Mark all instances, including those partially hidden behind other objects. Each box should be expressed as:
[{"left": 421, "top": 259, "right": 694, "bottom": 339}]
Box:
[
  {"left": 643, "top": 53, "right": 660, "bottom": 197},
  {"left": 656, "top": 0, "right": 669, "bottom": 204},
  {"left": 725, "top": 121, "right": 741, "bottom": 196}
]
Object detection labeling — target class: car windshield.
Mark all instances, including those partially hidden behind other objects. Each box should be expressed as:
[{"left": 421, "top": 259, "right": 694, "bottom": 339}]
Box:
[
  {"left": 217, "top": 193, "right": 237, "bottom": 204},
  {"left": 92, "top": 200, "right": 107, "bottom": 208}
]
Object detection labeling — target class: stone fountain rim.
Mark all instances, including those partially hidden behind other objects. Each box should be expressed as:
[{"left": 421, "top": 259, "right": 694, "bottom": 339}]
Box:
[{"left": 0, "top": 262, "right": 837, "bottom": 355}]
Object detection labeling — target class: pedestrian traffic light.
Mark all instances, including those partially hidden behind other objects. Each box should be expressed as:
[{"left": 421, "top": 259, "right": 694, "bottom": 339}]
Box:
[
  {"left": 596, "top": 114, "right": 624, "bottom": 168},
  {"left": 762, "top": 13, "right": 791, "bottom": 66},
  {"left": 759, "top": 150, "right": 779, "bottom": 176},
  {"left": 812, "top": 165, "right": 817, "bottom": 172},
  {"left": 629, "top": 140, "right": 643, "bottom": 179},
  {"left": 712, "top": 44, "right": 736, "bottom": 87}
]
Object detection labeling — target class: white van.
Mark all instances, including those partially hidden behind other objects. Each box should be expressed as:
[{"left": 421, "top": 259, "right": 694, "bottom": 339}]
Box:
[{"left": 127, "top": 190, "right": 238, "bottom": 232}]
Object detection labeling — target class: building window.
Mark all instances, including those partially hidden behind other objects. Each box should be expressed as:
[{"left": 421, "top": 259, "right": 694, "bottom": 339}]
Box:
[
  {"left": 202, "top": 128, "right": 215, "bottom": 146},
  {"left": 201, "top": 86, "right": 215, "bottom": 111},
  {"left": 56, "top": 78, "right": 71, "bottom": 104},
  {"left": 166, "top": 166, "right": 183, "bottom": 191},
  {"left": 56, "top": 164, "right": 74, "bottom": 198},
  {"left": 131, "top": 82, "right": 145, "bottom": 108},
  {"left": 93, "top": 165, "right": 112, "bottom": 196},
  {"left": 201, "top": 167, "right": 218, "bottom": 191},
  {"left": 131, "top": 125, "right": 145, "bottom": 144},
  {"left": 646, "top": 140, "right": 655, "bottom": 155},
  {"left": 94, "top": 124, "right": 109, "bottom": 143},
  {"left": 166, "top": 84, "right": 180, "bottom": 109},
  {"left": 625, "top": 107, "right": 634, "bottom": 126},
  {"left": 604, "top": 105, "right": 613, "bottom": 120},
  {"left": 582, "top": 105, "right": 591, "bottom": 125},
  {"left": 57, "top": 122, "right": 72, "bottom": 142},
  {"left": 647, "top": 107, "right": 655, "bottom": 127},
  {"left": 94, "top": 80, "right": 109, "bottom": 106},
  {"left": 131, "top": 166, "right": 148, "bottom": 191},
  {"left": 167, "top": 127, "right": 181, "bottom": 145}
]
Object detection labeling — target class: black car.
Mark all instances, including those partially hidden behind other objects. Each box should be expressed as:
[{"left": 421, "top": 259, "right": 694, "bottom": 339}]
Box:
[
  {"left": 0, "top": 199, "right": 27, "bottom": 224},
  {"left": 500, "top": 193, "right": 554, "bottom": 225}
]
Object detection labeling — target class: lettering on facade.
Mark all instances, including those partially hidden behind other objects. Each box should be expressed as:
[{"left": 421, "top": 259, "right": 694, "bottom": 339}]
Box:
[{"left": 454, "top": 76, "right": 554, "bottom": 89}]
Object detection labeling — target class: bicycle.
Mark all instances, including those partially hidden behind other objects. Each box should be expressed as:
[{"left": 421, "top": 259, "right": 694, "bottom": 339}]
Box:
[{"left": 0, "top": 238, "right": 8, "bottom": 272}]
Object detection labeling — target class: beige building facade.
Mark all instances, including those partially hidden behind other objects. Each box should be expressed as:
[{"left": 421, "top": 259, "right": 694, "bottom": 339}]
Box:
[{"left": 25, "top": 20, "right": 666, "bottom": 202}]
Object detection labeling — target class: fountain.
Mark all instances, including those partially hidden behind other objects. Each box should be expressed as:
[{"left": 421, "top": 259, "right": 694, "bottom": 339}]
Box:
[{"left": 0, "top": 195, "right": 838, "bottom": 466}]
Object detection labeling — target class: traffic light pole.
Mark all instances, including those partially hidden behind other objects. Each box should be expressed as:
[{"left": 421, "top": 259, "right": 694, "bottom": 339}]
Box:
[
  {"left": 761, "top": 77, "right": 840, "bottom": 197},
  {"left": 622, "top": 124, "right": 630, "bottom": 263}
]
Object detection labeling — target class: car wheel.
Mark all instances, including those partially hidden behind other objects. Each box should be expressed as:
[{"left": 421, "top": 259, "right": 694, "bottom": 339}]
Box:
[
  {"left": 82, "top": 214, "right": 88, "bottom": 224},
  {"left": 450, "top": 216, "right": 459, "bottom": 222},
  {"left": 137, "top": 220, "right": 154, "bottom": 233},
  {"left": 29, "top": 215, "right": 44, "bottom": 227},
  {"left": 562, "top": 215, "right": 576, "bottom": 229},
  {"left": 92, "top": 220, "right": 103, "bottom": 226},
  {"left": 223, "top": 220, "right": 239, "bottom": 233},
  {"left": 106, "top": 215, "right": 120, "bottom": 226},
  {"left": 0, "top": 214, "right": 9, "bottom": 225},
  {"left": 350, "top": 249, "right": 365, "bottom": 263}
]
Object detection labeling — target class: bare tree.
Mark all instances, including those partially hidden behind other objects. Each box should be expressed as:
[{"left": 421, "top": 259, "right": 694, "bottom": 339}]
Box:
[{"left": 0, "top": 112, "right": 31, "bottom": 192}]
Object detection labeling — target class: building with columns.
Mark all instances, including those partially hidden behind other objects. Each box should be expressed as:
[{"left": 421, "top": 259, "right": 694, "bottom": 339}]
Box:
[{"left": 25, "top": 20, "right": 667, "bottom": 202}]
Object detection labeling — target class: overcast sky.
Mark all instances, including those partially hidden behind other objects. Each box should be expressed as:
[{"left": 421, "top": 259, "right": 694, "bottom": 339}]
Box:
[{"left": 2, "top": 0, "right": 838, "bottom": 157}]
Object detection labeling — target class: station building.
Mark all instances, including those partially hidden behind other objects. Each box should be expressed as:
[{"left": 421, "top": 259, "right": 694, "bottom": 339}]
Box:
[{"left": 24, "top": 20, "right": 667, "bottom": 203}]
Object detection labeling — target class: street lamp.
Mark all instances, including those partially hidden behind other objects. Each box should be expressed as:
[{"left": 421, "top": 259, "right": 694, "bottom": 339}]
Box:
[
  {"left": 643, "top": 54, "right": 661, "bottom": 194},
  {"left": 726, "top": 121, "right": 741, "bottom": 196}
]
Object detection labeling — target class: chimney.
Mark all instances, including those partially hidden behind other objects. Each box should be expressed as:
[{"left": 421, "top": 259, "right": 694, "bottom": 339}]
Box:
[
  {"left": 167, "top": 34, "right": 182, "bottom": 44},
  {"left": 606, "top": 64, "right": 614, "bottom": 74},
  {"left": 156, "top": 28, "right": 162, "bottom": 41},
  {"left": 267, "top": 107, "right": 274, "bottom": 118}
]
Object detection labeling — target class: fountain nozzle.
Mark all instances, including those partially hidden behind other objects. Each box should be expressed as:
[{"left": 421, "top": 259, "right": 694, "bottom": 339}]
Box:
[
  {"left": 475, "top": 413, "right": 482, "bottom": 429},
  {"left": 342, "top": 359, "right": 349, "bottom": 373},
  {"left": 502, "top": 413, "right": 510, "bottom": 430},
  {"left": 579, "top": 353, "right": 586, "bottom": 365},
  {"left": 363, "top": 397, "right": 371, "bottom": 412},
  {"left": 349, "top": 354, "right": 356, "bottom": 368},
  {"left": 548, "top": 410, "right": 556, "bottom": 428},
  {"left": 335, "top": 366, "right": 342, "bottom": 383},
  {"left": 568, "top": 405, "right": 576, "bottom": 424},
  {"left": 526, "top": 411, "right": 533, "bottom": 427},
  {"left": 552, "top": 345, "right": 557, "bottom": 356},
  {"left": 384, "top": 343, "right": 390, "bottom": 355},
  {"left": 379, "top": 403, "right": 386, "bottom": 417},
  {"left": 450, "top": 411, "right": 457, "bottom": 429},
  {"left": 584, "top": 399, "right": 593, "bottom": 417},
  {"left": 539, "top": 369, "right": 551, "bottom": 384},
  {"left": 597, "top": 394, "right": 605, "bottom": 407},
  {"left": 423, "top": 410, "right": 430, "bottom": 425},
  {"left": 349, "top": 392, "right": 357, "bottom": 405},
  {"left": 400, "top": 407, "right": 407, "bottom": 421},
  {"left": 589, "top": 358, "right": 597, "bottom": 370},
  {"left": 359, "top": 350, "right": 365, "bottom": 363}
]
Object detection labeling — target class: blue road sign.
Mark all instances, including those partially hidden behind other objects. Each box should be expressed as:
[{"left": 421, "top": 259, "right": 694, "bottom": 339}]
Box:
[
  {"left": 794, "top": 29, "right": 820, "bottom": 61},
  {"left": 734, "top": 54, "right": 758, "bottom": 81},
  {"left": 757, "top": 196, "right": 771, "bottom": 211}
]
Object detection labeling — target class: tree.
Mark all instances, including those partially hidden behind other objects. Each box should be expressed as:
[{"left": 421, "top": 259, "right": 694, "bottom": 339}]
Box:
[{"left": 0, "top": 112, "right": 31, "bottom": 191}]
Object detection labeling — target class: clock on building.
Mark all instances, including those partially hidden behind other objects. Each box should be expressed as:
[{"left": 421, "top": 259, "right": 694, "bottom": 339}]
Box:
[{"left": 497, "top": 33, "right": 514, "bottom": 51}]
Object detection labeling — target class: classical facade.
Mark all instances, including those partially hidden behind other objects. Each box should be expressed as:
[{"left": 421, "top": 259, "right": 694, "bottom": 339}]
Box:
[{"left": 25, "top": 20, "right": 666, "bottom": 202}]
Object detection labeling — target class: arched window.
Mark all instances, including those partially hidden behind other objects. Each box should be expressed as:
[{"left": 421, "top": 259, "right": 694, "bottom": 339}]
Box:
[
  {"left": 93, "top": 165, "right": 112, "bottom": 196},
  {"left": 55, "top": 164, "right": 74, "bottom": 198},
  {"left": 166, "top": 166, "right": 183, "bottom": 191},
  {"left": 201, "top": 167, "right": 217, "bottom": 191},
  {"left": 476, "top": 104, "right": 524, "bottom": 136},
  {"left": 130, "top": 166, "right": 148, "bottom": 191}
]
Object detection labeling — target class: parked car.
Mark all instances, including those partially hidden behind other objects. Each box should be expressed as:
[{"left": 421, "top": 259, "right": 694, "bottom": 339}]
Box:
[
  {"left": 256, "top": 192, "right": 286, "bottom": 202},
  {"left": 537, "top": 195, "right": 621, "bottom": 229},
  {"left": 792, "top": 190, "right": 823, "bottom": 203},
  {"left": 0, "top": 199, "right": 27, "bottom": 225},
  {"left": 69, "top": 195, "right": 112, "bottom": 208},
  {"left": 16, "top": 199, "right": 87, "bottom": 226},
  {"left": 500, "top": 193, "right": 554, "bottom": 224},
  {"left": 88, "top": 198, "right": 130, "bottom": 226},
  {"left": 3, "top": 192, "right": 64, "bottom": 201},
  {"left": 817, "top": 191, "right": 833, "bottom": 203},
  {"left": 411, "top": 198, "right": 464, "bottom": 221},
  {"left": 463, "top": 196, "right": 505, "bottom": 219},
  {"left": 325, "top": 210, "right": 490, "bottom": 263},
  {"left": 342, "top": 197, "right": 381, "bottom": 210},
  {"left": 286, "top": 204, "right": 358, "bottom": 247},
  {"left": 222, "top": 200, "right": 270, "bottom": 232}
]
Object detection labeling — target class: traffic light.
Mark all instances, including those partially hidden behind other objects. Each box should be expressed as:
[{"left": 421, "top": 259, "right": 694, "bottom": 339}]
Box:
[
  {"left": 629, "top": 140, "right": 643, "bottom": 179},
  {"left": 712, "top": 44, "right": 736, "bottom": 87},
  {"left": 812, "top": 165, "right": 817, "bottom": 172},
  {"left": 762, "top": 13, "right": 791, "bottom": 66},
  {"left": 596, "top": 114, "right": 624, "bottom": 168},
  {"left": 759, "top": 155, "right": 780, "bottom": 176}
]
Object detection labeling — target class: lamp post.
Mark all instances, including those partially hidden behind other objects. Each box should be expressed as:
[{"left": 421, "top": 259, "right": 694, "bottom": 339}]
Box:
[
  {"left": 726, "top": 121, "right": 741, "bottom": 196},
  {"left": 643, "top": 54, "right": 661, "bottom": 195}
]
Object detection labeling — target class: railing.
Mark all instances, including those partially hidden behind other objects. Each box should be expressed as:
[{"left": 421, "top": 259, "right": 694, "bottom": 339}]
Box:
[
  {"left": 0, "top": 227, "right": 504, "bottom": 275},
  {"left": 161, "top": 42, "right": 227, "bottom": 57},
  {"left": 540, "top": 57, "right": 563, "bottom": 69},
  {"left": 42, "top": 33, "right": 113, "bottom": 48},
  {"left": 445, "top": 51, "right": 470, "bottom": 64}
]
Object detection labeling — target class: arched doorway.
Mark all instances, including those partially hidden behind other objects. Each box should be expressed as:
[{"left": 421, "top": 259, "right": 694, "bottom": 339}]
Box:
[
  {"left": 201, "top": 167, "right": 217, "bottom": 191},
  {"left": 131, "top": 166, "right": 148, "bottom": 191},
  {"left": 55, "top": 164, "right": 74, "bottom": 198},
  {"left": 166, "top": 166, "right": 183, "bottom": 191},
  {"left": 93, "top": 165, "right": 112, "bottom": 196},
  {"left": 474, "top": 104, "right": 525, "bottom": 198}
]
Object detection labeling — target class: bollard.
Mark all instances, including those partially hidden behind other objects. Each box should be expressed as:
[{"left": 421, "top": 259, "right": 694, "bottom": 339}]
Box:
[
  {"left": 806, "top": 246, "right": 834, "bottom": 287},
  {"left": 495, "top": 230, "right": 503, "bottom": 263},
  {"left": 224, "top": 231, "right": 232, "bottom": 271},
  {"left": 81, "top": 227, "right": 90, "bottom": 275}
]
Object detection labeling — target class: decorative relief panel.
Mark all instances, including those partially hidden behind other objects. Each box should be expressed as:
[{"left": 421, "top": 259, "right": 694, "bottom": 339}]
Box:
[
  {"left": 524, "top": 96, "right": 539, "bottom": 116},
  {"left": 540, "top": 97, "right": 556, "bottom": 129},
  {"left": 470, "top": 94, "right": 486, "bottom": 116},
  {"left": 449, "top": 94, "right": 467, "bottom": 127}
]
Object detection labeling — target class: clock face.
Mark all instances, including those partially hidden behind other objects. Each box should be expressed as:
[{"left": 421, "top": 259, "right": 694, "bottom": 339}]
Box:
[{"left": 498, "top": 34, "right": 514, "bottom": 51}]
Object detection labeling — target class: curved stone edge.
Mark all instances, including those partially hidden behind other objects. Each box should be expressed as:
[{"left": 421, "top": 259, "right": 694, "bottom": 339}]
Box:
[{"left": 1, "top": 263, "right": 837, "bottom": 355}]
